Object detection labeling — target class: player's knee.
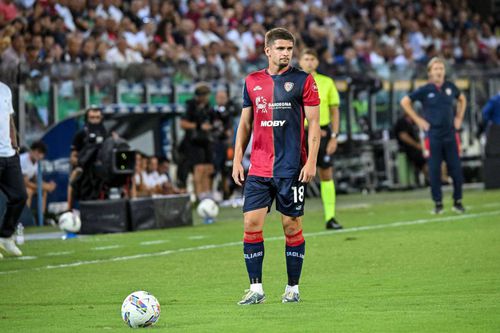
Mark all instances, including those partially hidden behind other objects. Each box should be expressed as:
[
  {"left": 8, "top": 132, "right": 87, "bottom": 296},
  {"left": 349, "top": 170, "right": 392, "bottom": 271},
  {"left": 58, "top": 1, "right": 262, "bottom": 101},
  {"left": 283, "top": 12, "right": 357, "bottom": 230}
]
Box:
[
  {"left": 283, "top": 216, "right": 301, "bottom": 235},
  {"left": 243, "top": 216, "right": 263, "bottom": 231}
]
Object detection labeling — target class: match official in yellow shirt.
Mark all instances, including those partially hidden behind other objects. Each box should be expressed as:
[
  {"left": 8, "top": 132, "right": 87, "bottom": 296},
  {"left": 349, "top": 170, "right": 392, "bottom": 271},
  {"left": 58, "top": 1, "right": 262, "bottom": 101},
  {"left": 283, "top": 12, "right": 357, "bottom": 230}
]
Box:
[{"left": 299, "top": 49, "right": 342, "bottom": 229}]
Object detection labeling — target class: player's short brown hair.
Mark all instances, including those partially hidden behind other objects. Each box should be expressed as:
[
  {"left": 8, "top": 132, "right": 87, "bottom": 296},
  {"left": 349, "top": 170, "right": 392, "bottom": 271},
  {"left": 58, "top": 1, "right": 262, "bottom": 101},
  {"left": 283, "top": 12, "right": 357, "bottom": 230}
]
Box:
[
  {"left": 427, "top": 57, "right": 446, "bottom": 72},
  {"left": 265, "top": 28, "right": 295, "bottom": 47},
  {"left": 300, "top": 48, "right": 318, "bottom": 59}
]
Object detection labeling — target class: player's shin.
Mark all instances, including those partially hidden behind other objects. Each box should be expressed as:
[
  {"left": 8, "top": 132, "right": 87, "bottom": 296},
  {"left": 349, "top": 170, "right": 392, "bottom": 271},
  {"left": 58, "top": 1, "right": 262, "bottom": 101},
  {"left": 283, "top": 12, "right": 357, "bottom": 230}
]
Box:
[
  {"left": 243, "top": 231, "right": 265, "bottom": 293},
  {"left": 285, "top": 229, "right": 305, "bottom": 287}
]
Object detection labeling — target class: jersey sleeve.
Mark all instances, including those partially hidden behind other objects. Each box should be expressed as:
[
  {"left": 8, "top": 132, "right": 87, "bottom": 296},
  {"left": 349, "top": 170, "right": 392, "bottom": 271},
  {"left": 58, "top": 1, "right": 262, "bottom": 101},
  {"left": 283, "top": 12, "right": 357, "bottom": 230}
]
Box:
[
  {"left": 408, "top": 86, "right": 426, "bottom": 102},
  {"left": 303, "top": 74, "right": 320, "bottom": 106},
  {"left": 329, "top": 79, "right": 340, "bottom": 107},
  {"left": 242, "top": 81, "right": 252, "bottom": 108}
]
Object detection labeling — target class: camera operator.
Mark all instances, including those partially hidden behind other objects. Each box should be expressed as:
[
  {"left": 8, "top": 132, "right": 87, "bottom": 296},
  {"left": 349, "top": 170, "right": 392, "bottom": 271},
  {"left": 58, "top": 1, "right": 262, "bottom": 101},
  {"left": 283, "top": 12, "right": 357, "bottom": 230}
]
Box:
[
  {"left": 178, "top": 82, "right": 214, "bottom": 200},
  {"left": 67, "top": 106, "right": 108, "bottom": 209},
  {"left": 210, "top": 89, "right": 237, "bottom": 199}
]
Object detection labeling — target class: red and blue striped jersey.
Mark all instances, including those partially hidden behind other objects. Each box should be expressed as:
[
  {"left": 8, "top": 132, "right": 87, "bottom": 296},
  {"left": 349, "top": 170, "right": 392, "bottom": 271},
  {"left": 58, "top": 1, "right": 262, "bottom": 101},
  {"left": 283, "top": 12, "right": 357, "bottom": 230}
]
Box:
[{"left": 242, "top": 67, "right": 320, "bottom": 178}]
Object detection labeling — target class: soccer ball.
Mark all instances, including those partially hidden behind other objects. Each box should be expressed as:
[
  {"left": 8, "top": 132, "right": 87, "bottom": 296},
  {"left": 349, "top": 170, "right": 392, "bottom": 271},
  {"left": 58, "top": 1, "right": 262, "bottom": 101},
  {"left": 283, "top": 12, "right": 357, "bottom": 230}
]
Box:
[
  {"left": 121, "top": 291, "right": 161, "bottom": 328},
  {"left": 58, "top": 211, "right": 81, "bottom": 233},
  {"left": 196, "top": 198, "right": 219, "bottom": 219}
]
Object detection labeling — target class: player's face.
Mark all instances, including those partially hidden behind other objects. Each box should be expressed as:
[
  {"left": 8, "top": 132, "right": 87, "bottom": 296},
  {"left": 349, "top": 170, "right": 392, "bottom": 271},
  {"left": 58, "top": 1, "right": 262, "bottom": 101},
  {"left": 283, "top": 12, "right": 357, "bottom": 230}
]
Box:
[
  {"left": 299, "top": 54, "right": 318, "bottom": 74},
  {"left": 266, "top": 39, "right": 294, "bottom": 69},
  {"left": 428, "top": 62, "right": 446, "bottom": 83}
]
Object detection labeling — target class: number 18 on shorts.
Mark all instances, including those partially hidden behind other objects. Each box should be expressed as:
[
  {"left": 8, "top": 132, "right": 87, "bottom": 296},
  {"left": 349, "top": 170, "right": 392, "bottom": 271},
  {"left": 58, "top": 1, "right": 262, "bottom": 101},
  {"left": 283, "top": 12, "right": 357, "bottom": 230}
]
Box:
[{"left": 243, "top": 176, "right": 305, "bottom": 217}]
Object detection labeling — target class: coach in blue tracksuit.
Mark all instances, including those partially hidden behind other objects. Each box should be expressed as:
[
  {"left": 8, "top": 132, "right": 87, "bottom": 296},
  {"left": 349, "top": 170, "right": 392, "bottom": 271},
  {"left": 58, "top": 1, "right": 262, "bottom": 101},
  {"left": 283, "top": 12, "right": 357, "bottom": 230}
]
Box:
[{"left": 400, "top": 57, "right": 467, "bottom": 214}]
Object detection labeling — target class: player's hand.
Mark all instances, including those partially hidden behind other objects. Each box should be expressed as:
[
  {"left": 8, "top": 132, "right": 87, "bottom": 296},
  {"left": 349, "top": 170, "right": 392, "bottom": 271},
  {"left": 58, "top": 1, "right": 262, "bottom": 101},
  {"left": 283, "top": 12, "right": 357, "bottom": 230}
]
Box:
[
  {"left": 416, "top": 118, "right": 430, "bottom": 131},
  {"left": 454, "top": 117, "right": 462, "bottom": 130},
  {"left": 299, "top": 162, "right": 316, "bottom": 183},
  {"left": 326, "top": 137, "right": 337, "bottom": 155},
  {"left": 232, "top": 162, "right": 245, "bottom": 186}
]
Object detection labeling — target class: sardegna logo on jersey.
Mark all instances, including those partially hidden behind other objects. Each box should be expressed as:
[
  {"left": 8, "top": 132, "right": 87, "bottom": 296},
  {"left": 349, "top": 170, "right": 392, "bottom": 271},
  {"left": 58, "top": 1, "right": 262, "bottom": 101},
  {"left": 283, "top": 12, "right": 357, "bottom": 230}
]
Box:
[{"left": 255, "top": 96, "right": 268, "bottom": 113}]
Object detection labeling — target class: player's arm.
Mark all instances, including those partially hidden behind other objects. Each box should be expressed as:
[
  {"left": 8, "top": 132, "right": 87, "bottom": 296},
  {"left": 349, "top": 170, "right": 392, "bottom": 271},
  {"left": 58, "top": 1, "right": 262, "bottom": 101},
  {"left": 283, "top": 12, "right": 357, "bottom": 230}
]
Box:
[
  {"left": 300, "top": 105, "right": 320, "bottom": 183},
  {"left": 454, "top": 93, "right": 467, "bottom": 130},
  {"left": 400, "top": 96, "right": 429, "bottom": 131},
  {"left": 232, "top": 106, "right": 253, "bottom": 186}
]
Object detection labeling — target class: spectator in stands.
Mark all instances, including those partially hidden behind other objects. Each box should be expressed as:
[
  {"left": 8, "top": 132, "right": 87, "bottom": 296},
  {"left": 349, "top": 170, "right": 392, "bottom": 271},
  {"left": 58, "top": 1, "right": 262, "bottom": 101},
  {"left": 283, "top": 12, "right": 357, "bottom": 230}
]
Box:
[
  {"left": 96, "top": 0, "right": 123, "bottom": 24},
  {"left": 61, "top": 33, "right": 83, "bottom": 63},
  {"left": 143, "top": 155, "right": 164, "bottom": 194},
  {"left": 0, "top": 0, "right": 18, "bottom": 28},
  {"left": 178, "top": 82, "right": 214, "bottom": 200},
  {"left": 210, "top": 89, "right": 236, "bottom": 200},
  {"left": 19, "top": 141, "right": 56, "bottom": 213},
  {"left": 1, "top": 33, "right": 25, "bottom": 82},
  {"left": 132, "top": 151, "right": 150, "bottom": 198},
  {"left": 105, "top": 35, "right": 143, "bottom": 67},
  {"left": 193, "top": 17, "right": 221, "bottom": 47},
  {"left": 158, "top": 156, "right": 184, "bottom": 195}
]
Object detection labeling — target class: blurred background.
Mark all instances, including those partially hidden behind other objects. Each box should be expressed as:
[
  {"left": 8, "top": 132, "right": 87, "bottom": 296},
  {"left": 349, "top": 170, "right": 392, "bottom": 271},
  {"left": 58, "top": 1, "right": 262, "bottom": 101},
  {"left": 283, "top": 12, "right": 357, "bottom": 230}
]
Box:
[{"left": 1, "top": 0, "right": 500, "bottom": 220}]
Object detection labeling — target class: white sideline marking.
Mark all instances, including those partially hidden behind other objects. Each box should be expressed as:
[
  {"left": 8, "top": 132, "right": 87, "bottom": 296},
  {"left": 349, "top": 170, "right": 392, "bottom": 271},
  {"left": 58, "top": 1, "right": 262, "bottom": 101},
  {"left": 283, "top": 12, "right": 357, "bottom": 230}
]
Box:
[
  {"left": 140, "top": 240, "right": 170, "bottom": 246},
  {"left": 16, "top": 256, "right": 37, "bottom": 260},
  {"left": 0, "top": 209, "right": 499, "bottom": 275},
  {"left": 339, "top": 203, "right": 371, "bottom": 210},
  {"left": 46, "top": 251, "right": 74, "bottom": 256},
  {"left": 188, "top": 235, "right": 206, "bottom": 240},
  {"left": 91, "top": 245, "right": 122, "bottom": 251},
  {"left": 482, "top": 203, "right": 500, "bottom": 208}
]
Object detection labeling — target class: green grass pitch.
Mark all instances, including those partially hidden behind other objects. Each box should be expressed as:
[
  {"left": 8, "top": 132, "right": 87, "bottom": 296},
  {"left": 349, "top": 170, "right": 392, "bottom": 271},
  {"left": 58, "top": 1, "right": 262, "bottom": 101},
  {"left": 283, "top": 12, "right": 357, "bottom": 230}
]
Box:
[{"left": 1, "top": 188, "right": 499, "bottom": 332}]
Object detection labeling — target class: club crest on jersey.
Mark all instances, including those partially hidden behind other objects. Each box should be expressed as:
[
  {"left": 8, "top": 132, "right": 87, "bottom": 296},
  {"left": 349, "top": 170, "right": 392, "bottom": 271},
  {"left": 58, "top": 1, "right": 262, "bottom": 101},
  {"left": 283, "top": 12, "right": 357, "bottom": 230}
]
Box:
[
  {"left": 445, "top": 88, "right": 452, "bottom": 96},
  {"left": 312, "top": 83, "right": 318, "bottom": 92},
  {"left": 255, "top": 96, "right": 267, "bottom": 113},
  {"left": 284, "top": 82, "right": 294, "bottom": 92}
]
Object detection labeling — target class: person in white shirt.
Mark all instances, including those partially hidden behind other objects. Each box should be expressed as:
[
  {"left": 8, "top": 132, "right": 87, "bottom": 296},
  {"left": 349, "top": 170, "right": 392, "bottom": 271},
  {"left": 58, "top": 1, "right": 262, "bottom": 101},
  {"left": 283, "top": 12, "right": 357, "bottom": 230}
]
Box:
[
  {"left": 19, "top": 141, "right": 56, "bottom": 214},
  {"left": 0, "top": 81, "right": 26, "bottom": 258},
  {"left": 143, "top": 156, "right": 165, "bottom": 194},
  {"left": 105, "top": 35, "right": 144, "bottom": 67}
]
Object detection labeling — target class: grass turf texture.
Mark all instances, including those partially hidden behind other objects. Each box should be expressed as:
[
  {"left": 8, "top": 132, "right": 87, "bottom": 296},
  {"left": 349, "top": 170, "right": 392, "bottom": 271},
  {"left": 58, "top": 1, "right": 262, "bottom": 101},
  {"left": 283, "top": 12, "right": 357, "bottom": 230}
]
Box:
[{"left": 0, "top": 188, "right": 499, "bottom": 332}]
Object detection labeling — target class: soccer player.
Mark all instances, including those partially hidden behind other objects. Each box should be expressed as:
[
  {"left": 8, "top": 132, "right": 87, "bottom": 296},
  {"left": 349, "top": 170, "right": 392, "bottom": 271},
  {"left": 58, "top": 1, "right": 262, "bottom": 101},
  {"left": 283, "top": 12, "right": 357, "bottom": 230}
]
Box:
[
  {"left": 232, "top": 28, "right": 321, "bottom": 305},
  {"left": 400, "top": 57, "right": 467, "bottom": 214},
  {"left": 299, "top": 49, "right": 343, "bottom": 230}
]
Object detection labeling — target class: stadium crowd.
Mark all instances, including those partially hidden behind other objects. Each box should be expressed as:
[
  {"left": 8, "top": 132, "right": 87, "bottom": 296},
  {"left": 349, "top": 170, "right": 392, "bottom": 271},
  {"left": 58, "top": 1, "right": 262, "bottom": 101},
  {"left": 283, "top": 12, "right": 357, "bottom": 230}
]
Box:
[{"left": 0, "top": 0, "right": 499, "bottom": 86}]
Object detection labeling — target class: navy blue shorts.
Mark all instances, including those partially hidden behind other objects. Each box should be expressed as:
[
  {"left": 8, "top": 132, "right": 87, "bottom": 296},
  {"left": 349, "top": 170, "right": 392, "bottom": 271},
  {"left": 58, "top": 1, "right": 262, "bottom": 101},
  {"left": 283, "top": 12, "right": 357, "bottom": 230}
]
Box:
[{"left": 243, "top": 176, "right": 305, "bottom": 217}]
